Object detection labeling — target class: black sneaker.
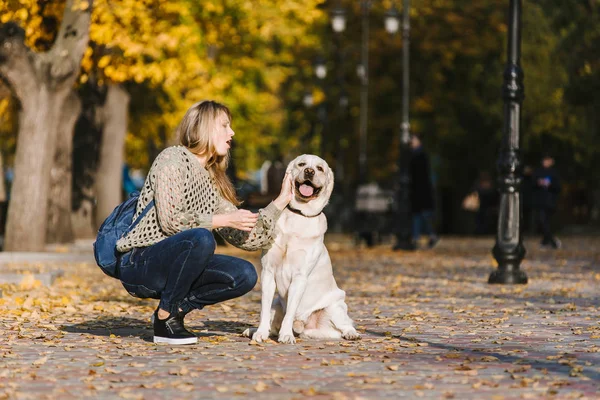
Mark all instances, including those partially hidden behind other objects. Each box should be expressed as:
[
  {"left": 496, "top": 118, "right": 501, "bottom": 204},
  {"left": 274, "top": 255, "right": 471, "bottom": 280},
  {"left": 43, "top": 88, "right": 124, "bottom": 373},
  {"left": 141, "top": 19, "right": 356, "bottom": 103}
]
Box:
[
  {"left": 150, "top": 309, "right": 189, "bottom": 324},
  {"left": 153, "top": 310, "right": 197, "bottom": 345},
  {"left": 540, "top": 238, "right": 562, "bottom": 250}
]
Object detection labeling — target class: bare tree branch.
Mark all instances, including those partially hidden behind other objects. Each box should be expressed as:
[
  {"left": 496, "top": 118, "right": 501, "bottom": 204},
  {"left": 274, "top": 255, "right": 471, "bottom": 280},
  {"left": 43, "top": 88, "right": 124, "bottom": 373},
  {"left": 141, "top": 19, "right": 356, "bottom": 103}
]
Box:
[
  {"left": 43, "top": 0, "right": 93, "bottom": 87},
  {"left": 0, "top": 22, "right": 38, "bottom": 100}
]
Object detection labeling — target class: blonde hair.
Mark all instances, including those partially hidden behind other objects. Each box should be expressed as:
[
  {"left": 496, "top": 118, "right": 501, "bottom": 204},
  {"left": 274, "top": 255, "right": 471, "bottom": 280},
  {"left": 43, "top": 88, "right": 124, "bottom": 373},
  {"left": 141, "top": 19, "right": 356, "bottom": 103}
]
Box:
[{"left": 177, "top": 100, "right": 240, "bottom": 206}]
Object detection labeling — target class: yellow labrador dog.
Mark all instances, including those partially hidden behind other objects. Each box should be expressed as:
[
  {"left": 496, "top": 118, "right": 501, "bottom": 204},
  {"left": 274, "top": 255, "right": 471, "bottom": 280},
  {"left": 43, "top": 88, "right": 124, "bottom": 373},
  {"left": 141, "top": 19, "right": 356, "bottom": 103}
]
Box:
[{"left": 244, "top": 155, "right": 360, "bottom": 344}]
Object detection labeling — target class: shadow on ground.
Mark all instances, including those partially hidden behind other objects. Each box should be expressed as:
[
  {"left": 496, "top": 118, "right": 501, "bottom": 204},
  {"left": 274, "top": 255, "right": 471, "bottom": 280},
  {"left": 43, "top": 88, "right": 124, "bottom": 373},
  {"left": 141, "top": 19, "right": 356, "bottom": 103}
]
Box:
[
  {"left": 363, "top": 329, "right": 600, "bottom": 382},
  {"left": 61, "top": 317, "right": 250, "bottom": 342},
  {"left": 199, "top": 319, "right": 254, "bottom": 335}
]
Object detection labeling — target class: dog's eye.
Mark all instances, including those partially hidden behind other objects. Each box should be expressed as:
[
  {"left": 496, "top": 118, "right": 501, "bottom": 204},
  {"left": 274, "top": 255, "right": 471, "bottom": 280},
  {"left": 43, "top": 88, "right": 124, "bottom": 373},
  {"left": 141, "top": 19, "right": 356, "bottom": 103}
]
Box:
[
  {"left": 316, "top": 166, "right": 324, "bottom": 172},
  {"left": 298, "top": 162, "right": 306, "bottom": 167}
]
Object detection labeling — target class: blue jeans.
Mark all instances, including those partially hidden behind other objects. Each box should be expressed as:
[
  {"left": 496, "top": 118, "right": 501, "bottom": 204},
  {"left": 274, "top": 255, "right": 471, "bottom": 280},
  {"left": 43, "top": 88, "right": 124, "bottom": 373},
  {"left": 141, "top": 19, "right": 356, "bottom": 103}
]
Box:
[
  {"left": 117, "top": 228, "right": 258, "bottom": 315},
  {"left": 412, "top": 210, "right": 436, "bottom": 242}
]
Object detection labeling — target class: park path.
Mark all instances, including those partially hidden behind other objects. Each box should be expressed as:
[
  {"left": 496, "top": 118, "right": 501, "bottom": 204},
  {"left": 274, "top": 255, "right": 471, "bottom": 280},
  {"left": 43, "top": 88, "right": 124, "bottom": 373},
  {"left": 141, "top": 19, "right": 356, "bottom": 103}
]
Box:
[{"left": 1, "top": 236, "right": 599, "bottom": 399}]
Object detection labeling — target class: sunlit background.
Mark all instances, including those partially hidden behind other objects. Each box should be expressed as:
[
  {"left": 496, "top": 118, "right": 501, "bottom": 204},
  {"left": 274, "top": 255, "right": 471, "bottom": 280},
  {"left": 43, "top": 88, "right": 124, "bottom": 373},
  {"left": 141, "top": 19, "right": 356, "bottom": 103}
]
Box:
[{"left": 0, "top": 0, "right": 598, "bottom": 251}]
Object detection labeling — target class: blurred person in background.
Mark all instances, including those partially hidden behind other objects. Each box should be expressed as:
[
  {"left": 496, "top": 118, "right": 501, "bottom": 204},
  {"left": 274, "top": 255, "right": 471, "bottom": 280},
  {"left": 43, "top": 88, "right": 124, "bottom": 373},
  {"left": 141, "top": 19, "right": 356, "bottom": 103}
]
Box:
[
  {"left": 115, "top": 100, "right": 293, "bottom": 344},
  {"left": 122, "top": 164, "right": 138, "bottom": 199},
  {"left": 533, "top": 154, "right": 562, "bottom": 249},
  {"left": 473, "top": 170, "right": 498, "bottom": 235},
  {"left": 407, "top": 134, "right": 439, "bottom": 250},
  {"left": 521, "top": 165, "right": 535, "bottom": 235}
]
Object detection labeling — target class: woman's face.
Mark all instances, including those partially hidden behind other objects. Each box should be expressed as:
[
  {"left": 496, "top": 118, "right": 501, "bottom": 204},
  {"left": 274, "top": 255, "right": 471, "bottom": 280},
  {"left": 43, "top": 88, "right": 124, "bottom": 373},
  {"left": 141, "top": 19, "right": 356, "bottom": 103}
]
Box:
[{"left": 213, "top": 112, "right": 234, "bottom": 156}]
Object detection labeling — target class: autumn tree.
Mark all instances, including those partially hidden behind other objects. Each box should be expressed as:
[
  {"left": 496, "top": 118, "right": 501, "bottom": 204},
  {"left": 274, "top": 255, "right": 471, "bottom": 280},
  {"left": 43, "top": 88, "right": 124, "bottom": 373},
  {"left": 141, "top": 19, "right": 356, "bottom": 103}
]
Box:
[
  {"left": 295, "top": 0, "right": 583, "bottom": 230},
  {"left": 0, "top": 0, "right": 92, "bottom": 251},
  {"left": 531, "top": 0, "right": 600, "bottom": 182},
  {"left": 1, "top": 0, "right": 328, "bottom": 245}
]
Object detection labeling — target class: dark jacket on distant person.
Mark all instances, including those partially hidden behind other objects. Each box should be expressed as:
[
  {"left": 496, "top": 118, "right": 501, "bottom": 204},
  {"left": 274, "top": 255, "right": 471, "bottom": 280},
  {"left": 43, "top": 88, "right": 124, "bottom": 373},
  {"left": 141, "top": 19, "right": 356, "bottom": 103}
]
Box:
[
  {"left": 532, "top": 166, "right": 561, "bottom": 210},
  {"left": 409, "top": 147, "right": 435, "bottom": 213},
  {"left": 521, "top": 170, "right": 535, "bottom": 211}
]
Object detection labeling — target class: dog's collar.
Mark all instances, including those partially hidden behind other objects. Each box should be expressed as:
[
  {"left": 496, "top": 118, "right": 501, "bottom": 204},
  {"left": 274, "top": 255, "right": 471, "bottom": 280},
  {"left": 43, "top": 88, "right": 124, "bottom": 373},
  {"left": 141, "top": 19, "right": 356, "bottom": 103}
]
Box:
[{"left": 286, "top": 205, "right": 322, "bottom": 218}]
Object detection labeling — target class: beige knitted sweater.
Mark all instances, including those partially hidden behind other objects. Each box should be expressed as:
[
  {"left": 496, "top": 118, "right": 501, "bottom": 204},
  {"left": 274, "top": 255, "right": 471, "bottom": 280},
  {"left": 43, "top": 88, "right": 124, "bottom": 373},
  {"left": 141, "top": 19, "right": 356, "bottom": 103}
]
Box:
[{"left": 116, "top": 146, "right": 283, "bottom": 252}]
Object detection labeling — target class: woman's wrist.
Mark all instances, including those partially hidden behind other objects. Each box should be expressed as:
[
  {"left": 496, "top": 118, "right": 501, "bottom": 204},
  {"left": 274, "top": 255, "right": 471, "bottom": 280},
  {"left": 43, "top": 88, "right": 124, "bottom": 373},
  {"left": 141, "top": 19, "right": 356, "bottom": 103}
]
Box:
[{"left": 212, "top": 214, "right": 228, "bottom": 229}]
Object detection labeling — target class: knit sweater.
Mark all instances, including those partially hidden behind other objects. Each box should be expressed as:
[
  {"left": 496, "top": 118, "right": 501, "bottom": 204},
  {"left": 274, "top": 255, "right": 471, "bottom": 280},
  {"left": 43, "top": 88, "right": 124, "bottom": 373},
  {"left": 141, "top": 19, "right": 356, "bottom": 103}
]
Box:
[{"left": 116, "top": 146, "right": 283, "bottom": 252}]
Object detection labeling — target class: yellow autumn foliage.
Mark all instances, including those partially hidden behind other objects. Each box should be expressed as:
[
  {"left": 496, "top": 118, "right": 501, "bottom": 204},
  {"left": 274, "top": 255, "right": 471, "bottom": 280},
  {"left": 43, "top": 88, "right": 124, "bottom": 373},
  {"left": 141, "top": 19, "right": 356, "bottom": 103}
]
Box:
[{"left": 0, "top": 0, "right": 327, "bottom": 172}]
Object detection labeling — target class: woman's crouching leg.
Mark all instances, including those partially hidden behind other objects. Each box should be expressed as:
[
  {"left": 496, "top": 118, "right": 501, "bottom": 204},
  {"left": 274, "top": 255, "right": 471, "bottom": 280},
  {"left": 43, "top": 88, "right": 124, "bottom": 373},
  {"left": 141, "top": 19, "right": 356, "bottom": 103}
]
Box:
[{"left": 179, "top": 254, "right": 257, "bottom": 312}]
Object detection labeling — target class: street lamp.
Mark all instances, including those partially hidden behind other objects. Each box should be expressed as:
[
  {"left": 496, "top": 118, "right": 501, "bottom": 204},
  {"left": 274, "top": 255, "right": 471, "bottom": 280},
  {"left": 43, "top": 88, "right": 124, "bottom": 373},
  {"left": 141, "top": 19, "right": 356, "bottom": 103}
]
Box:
[
  {"left": 329, "top": 1, "right": 401, "bottom": 186},
  {"left": 329, "top": 1, "right": 371, "bottom": 184},
  {"left": 384, "top": 6, "right": 400, "bottom": 34},
  {"left": 339, "top": 91, "right": 349, "bottom": 109},
  {"left": 393, "top": 0, "right": 414, "bottom": 250},
  {"left": 330, "top": 4, "right": 347, "bottom": 34},
  {"left": 312, "top": 56, "right": 328, "bottom": 156},
  {"left": 489, "top": 0, "right": 528, "bottom": 284},
  {"left": 337, "top": 89, "right": 349, "bottom": 180},
  {"left": 358, "top": 0, "right": 370, "bottom": 184},
  {"left": 331, "top": 4, "right": 349, "bottom": 213},
  {"left": 303, "top": 91, "right": 314, "bottom": 108},
  {"left": 314, "top": 56, "right": 327, "bottom": 80}
]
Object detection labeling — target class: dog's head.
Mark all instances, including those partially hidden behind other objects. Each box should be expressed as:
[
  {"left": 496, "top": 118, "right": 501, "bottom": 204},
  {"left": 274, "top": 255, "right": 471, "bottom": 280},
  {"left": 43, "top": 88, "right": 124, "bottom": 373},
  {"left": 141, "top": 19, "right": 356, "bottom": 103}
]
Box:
[{"left": 286, "top": 154, "right": 334, "bottom": 215}]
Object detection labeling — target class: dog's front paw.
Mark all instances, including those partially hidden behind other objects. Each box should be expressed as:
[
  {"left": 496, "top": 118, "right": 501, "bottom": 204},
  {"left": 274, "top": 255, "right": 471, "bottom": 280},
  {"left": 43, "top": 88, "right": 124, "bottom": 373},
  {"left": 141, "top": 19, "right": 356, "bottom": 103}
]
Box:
[
  {"left": 252, "top": 329, "right": 270, "bottom": 342},
  {"left": 278, "top": 333, "right": 296, "bottom": 344},
  {"left": 342, "top": 329, "right": 361, "bottom": 341}
]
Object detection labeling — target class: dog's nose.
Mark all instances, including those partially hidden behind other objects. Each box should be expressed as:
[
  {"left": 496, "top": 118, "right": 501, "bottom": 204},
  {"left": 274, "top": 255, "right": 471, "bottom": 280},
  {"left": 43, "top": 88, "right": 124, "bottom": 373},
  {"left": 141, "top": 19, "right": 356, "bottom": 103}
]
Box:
[{"left": 304, "top": 168, "right": 315, "bottom": 179}]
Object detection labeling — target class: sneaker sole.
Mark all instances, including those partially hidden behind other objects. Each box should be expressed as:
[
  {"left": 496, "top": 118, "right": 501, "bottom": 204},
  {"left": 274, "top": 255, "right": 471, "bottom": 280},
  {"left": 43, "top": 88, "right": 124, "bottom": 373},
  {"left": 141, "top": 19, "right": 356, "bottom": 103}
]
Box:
[{"left": 153, "top": 336, "right": 198, "bottom": 345}]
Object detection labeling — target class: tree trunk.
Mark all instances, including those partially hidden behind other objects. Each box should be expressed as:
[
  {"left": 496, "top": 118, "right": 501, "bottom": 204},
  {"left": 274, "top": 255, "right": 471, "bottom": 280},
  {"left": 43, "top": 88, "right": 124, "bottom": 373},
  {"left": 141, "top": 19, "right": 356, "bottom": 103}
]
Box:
[
  {"left": 0, "top": 150, "right": 6, "bottom": 241},
  {"left": 47, "top": 91, "right": 81, "bottom": 244},
  {"left": 0, "top": 151, "right": 5, "bottom": 203},
  {"left": 71, "top": 186, "right": 96, "bottom": 239},
  {"left": 0, "top": 1, "right": 92, "bottom": 251},
  {"left": 94, "top": 85, "right": 130, "bottom": 228},
  {"left": 71, "top": 83, "right": 105, "bottom": 239},
  {"left": 6, "top": 90, "right": 66, "bottom": 250}
]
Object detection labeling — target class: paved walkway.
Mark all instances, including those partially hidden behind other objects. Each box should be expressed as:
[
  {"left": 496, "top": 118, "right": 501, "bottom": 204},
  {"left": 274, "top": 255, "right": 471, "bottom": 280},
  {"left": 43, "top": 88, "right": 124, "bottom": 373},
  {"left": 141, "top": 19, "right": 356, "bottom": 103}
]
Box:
[{"left": 1, "top": 236, "right": 599, "bottom": 399}]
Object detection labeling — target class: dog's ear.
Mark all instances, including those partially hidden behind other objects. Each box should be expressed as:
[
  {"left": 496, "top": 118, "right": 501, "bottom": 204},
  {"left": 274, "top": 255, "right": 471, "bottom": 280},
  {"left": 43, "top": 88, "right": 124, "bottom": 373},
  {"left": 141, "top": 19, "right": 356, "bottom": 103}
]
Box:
[
  {"left": 286, "top": 156, "right": 300, "bottom": 174},
  {"left": 325, "top": 166, "right": 335, "bottom": 197}
]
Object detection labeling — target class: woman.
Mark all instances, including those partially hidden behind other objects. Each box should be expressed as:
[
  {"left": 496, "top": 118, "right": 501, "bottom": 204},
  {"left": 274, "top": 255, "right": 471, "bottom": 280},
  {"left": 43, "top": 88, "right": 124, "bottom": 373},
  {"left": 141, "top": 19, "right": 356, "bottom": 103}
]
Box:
[{"left": 116, "top": 101, "right": 293, "bottom": 345}]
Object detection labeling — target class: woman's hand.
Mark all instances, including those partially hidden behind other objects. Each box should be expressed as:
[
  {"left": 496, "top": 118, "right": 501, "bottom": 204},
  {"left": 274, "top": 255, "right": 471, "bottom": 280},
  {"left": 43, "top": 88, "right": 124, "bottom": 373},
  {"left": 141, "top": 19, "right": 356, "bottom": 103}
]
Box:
[
  {"left": 213, "top": 209, "right": 258, "bottom": 232},
  {"left": 273, "top": 172, "right": 295, "bottom": 210}
]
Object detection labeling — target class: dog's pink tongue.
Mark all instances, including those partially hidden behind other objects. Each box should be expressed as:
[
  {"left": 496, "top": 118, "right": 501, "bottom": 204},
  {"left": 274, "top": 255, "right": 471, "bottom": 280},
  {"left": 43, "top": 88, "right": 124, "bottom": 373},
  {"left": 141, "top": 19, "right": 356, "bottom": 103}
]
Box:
[{"left": 299, "top": 184, "right": 314, "bottom": 197}]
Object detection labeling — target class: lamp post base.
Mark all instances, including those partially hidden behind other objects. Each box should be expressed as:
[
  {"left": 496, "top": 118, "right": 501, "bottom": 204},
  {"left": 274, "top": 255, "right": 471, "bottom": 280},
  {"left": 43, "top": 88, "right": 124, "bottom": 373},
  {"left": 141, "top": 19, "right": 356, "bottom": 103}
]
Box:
[
  {"left": 489, "top": 242, "right": 528, "bottom": 284},
  {"left": 488, "top": 267, "right": 528, "bottom": 284}
]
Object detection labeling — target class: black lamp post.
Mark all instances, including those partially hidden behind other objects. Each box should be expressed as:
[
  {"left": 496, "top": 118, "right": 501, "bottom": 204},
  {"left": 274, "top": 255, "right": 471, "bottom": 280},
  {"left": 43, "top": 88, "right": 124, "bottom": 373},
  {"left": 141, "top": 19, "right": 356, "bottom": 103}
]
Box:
[
  {"left": 329, "top": 4, "right": 352, "bottom": 233},
  {"left": 357, "top": 1, "right": 370, "bottom": 184},
  {"left": 329, "top": 1, "right": 401, "bottom": 186},
  {"left": 331, "top": 6, "right": 347, "bottom": 182},
  {"left": 389, "top": 0, "right": 414, "bottom": 250},
  {"left": 302, "top": 90, "right": 315, "bottom": 152},
  {"left": 489, "top": 0, "right": 527, "bottom": 284},
  {"left": 330, "top": 1, "right": 370, "bottom": 184},
  {"left": 313, "top": 57, "right": 328, "bottom": 155},
  {"left": 337, "top": 90, "right": 349, "bottom": 182}
]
